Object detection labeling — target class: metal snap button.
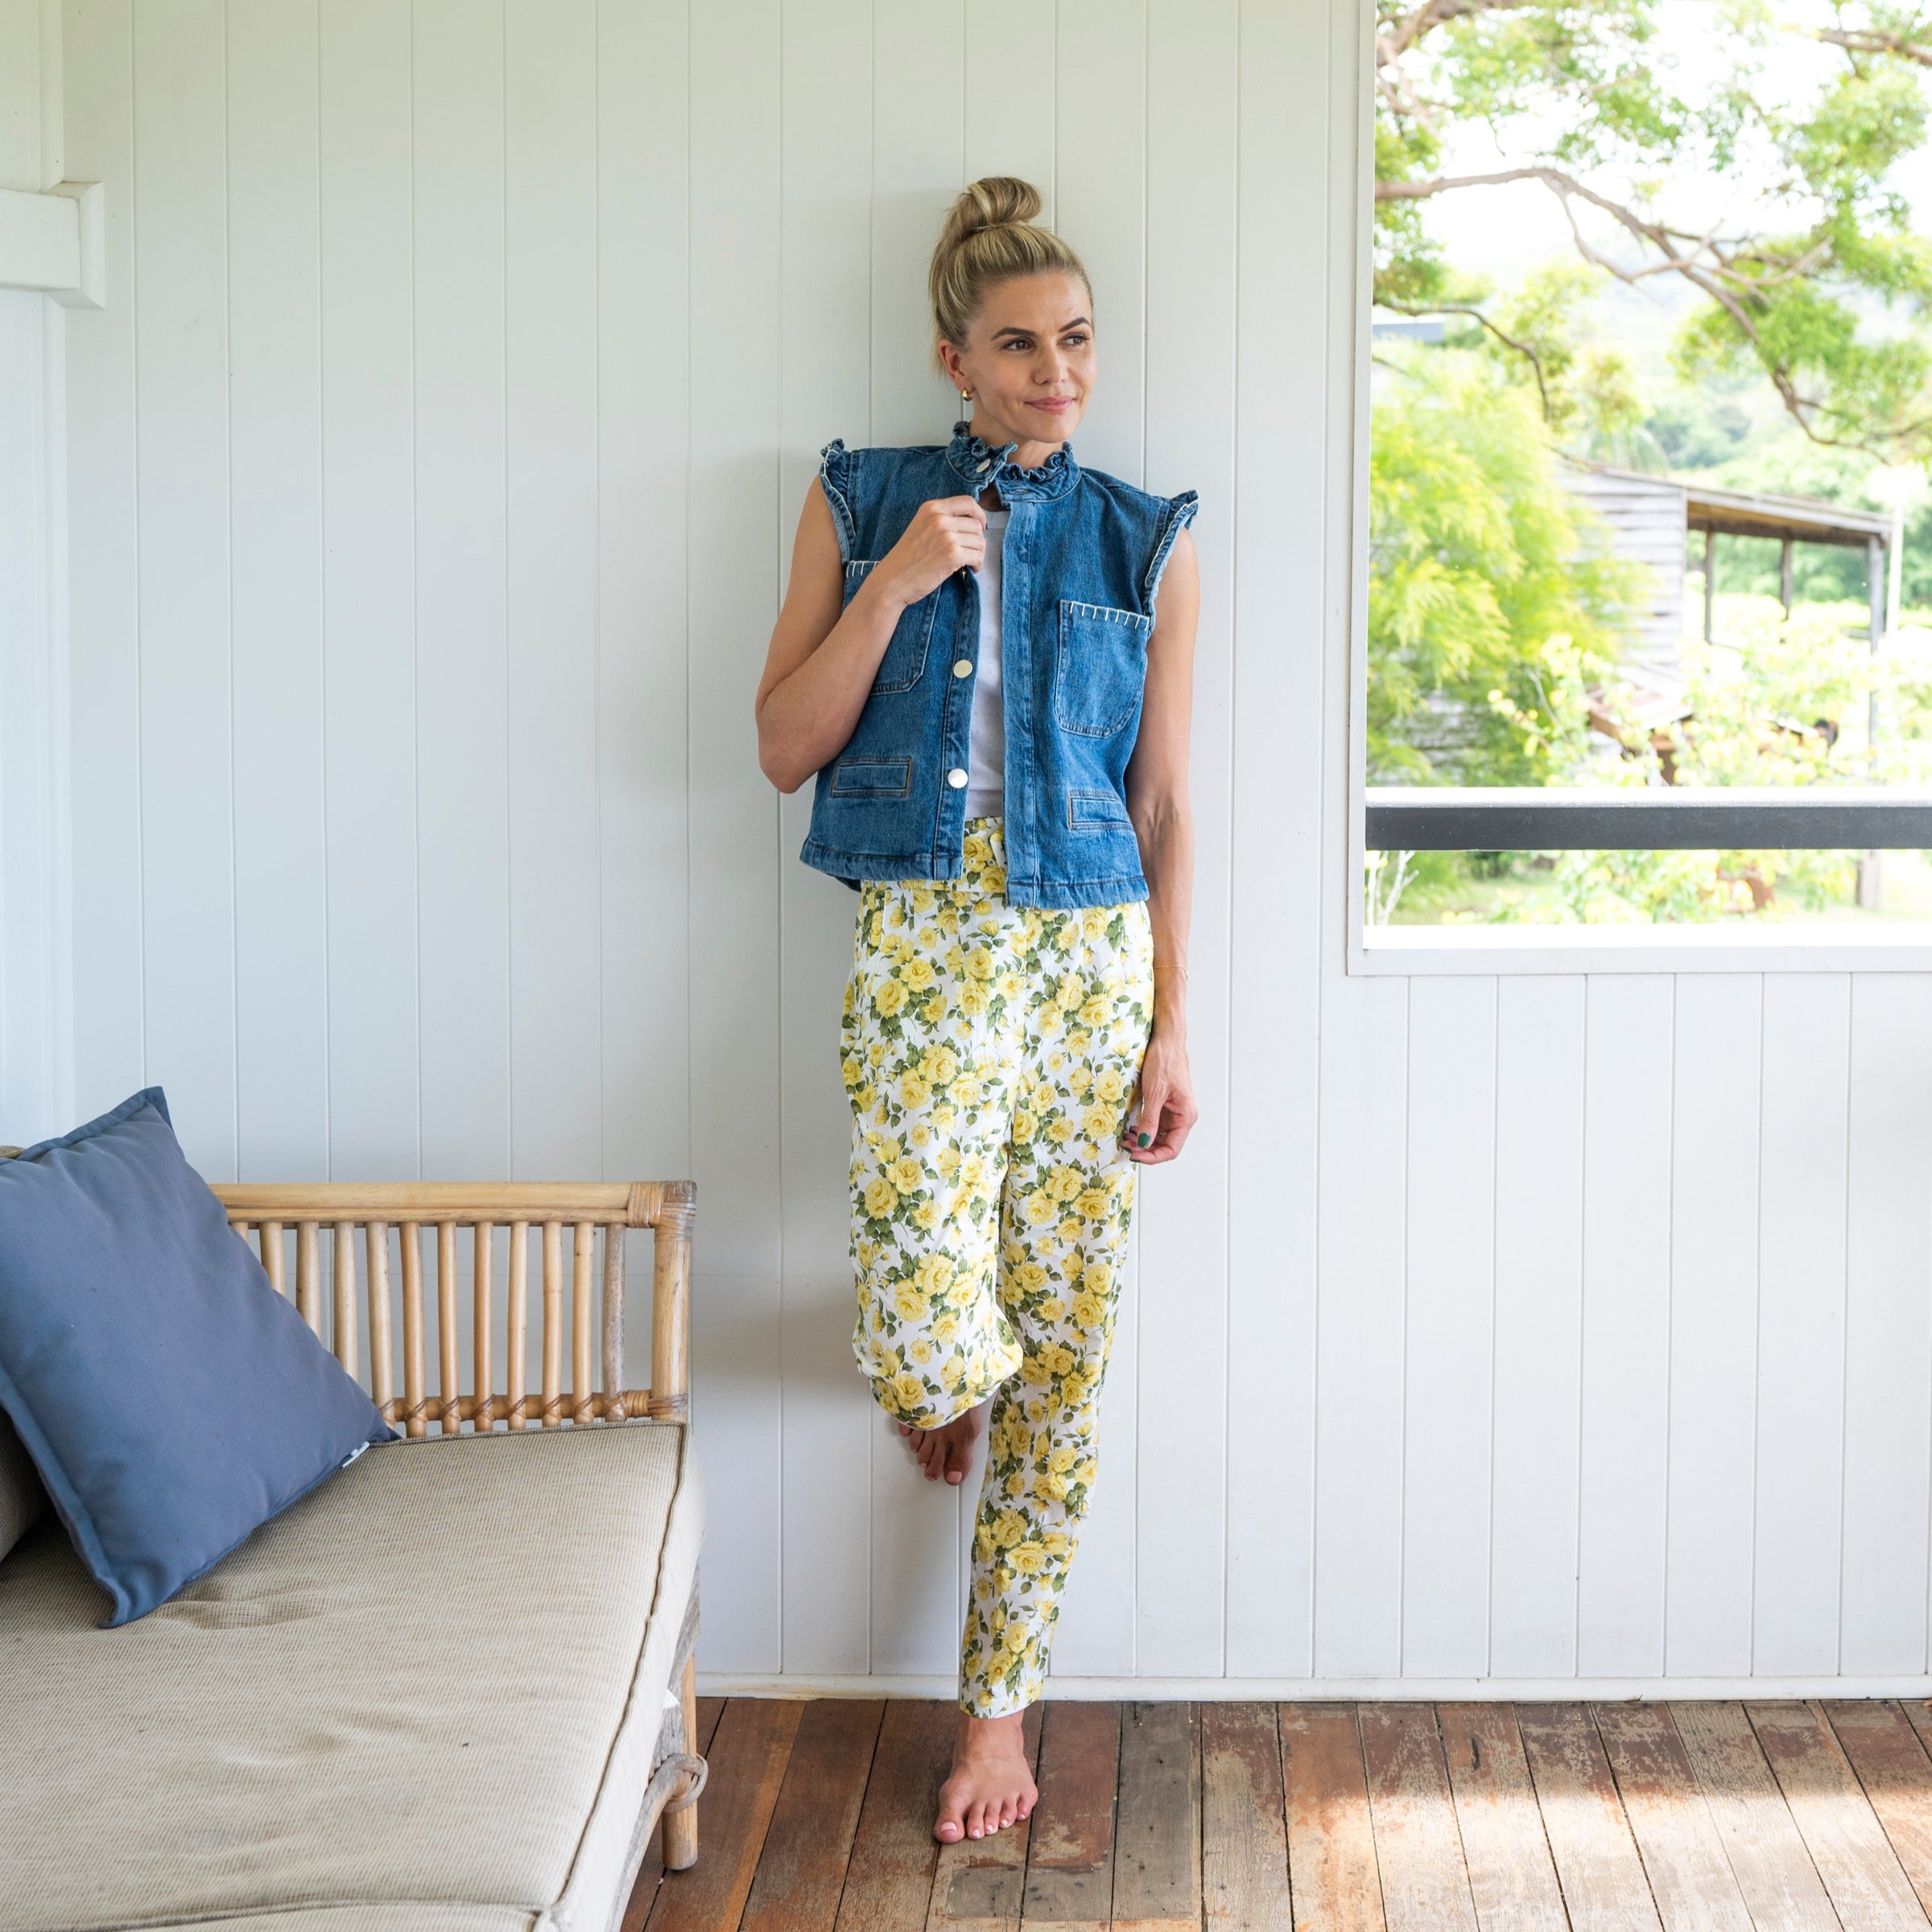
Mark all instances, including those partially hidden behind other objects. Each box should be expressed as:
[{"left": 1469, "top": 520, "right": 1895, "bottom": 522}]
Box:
[
  {"left": 947, "top": 769, "right": 968, "bottom": 788},
  {"left": 952, "top": 659, "right": 972, "bottom": 677},
  {"left": 976, "top": 460, "right": 991, "bottom": 473}
]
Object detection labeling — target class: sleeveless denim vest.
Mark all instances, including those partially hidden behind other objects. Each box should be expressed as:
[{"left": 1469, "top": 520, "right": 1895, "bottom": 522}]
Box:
[{"left": 800, "top": 427, "right": 1198, "bottom": 909}]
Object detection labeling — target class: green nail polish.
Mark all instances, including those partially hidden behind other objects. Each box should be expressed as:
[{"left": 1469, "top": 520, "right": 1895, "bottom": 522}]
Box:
[{"left": 1137, "top": 1132, "right": 1151, "bottom": 1147}]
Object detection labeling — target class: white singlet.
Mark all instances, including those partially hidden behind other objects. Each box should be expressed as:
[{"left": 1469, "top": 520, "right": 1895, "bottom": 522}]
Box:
[{"left": 966, "top": 509, "right": 1009, "bottom": 818}]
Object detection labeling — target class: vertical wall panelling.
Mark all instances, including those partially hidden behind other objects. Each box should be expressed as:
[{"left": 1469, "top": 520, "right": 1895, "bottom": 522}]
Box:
[
  {"left": 1753, "top": 972, "right": 1849, "bottom": 1675},
  {"left": 1842, "top": 973, "right": 1932, "bottom": 1674},
  {"left": 1488, "top": 976, "right": 1585, "bottom": 1678},
  {"left": 862, "top": 3, "right": 966, "bottom": 1680},
  {"left": 1576, "top": 975, "right": 1674, "bottom": 1676},
  {"left": 1223, "top": 0, "right": 1326, "bottom": 1682},
  {"left": 868, "top": 2, "right": 960, "bottom": 450},
  {"left": 777, "top": 0, "right": 874, "bottom": 1678},
  {"left": 1666, "top": 974, "right": 1762, "bottom": 1675},
  {"left": 687, "top": 0, "right": 784, "bottom": 1674},
  {"left": 593, "top": 0, "right": 689, "bottom": 1206},
  {"left": 59, "top": 0, "right": 1932, "bottom": 1699},
  {"left": 1043, "top": 0, "right": 1150, "bottom": 1685},
  {"left": 1313, "top": 977, "right": 1408, "bottom": 1676},
  {"left": 411, "top": 0, "right": 510, "bottom": 1182},
  {"left": 131, "top": 0, "right": 236, "bottom": 1174},
  {"left": 503, "top": 0, "right": 600, "bottom": 1184},
  {"left": 1401, "top": 977, "right": 1497, "bottom": 1676},
  {"left": 1051, "top": 0, "right": 1145, "bottom": 488},
  {"left": 228, "top": 0, "right": 326, "bottom": 1180},
  {"left": 0, "top": 0, "right": 72, "bottom": 1146},
  {"left": 963, "top": 0, "right": 1055, "bottom": 207},
  {"left": 318, "top": 0, "right": 417, "bottom": 1177},
  {"left": 59, "top": 0, "right": 142, "bottom": 1122},
  {"left": 1133, "top": 0, "right": 1236, "bottom": 1682}
]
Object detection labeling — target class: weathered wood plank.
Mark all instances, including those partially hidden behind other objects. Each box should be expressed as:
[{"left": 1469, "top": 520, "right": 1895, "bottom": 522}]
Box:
[
  {"left": 835, "top": 1700, "right": 957, "bottom": 1932},
  {"left": 741, "top": 1699, "right": 886, "bottom": 1932},
  {"left": 1748, "top": 1700, "right": 1930, "bottom": 1930},
  {"left": 1669, "top": 1701, "right": 1839, "bottom": 1932},
  {"left": 1514, "top": 1703, "right": 1661, "bottom": 1930},
  {"left": 1435, "top": 1703, "right": 1569, "bottom": 1931},
  {"left": 1828, "top": 1700, "right": 1932, "bottom": 1920},
  {"left": 1357, "top": 1704, "right": 1478, "bottom": 1932},
  {"left": 1203, "top": 1703, "right": 1293, "bottom": 1930},
  {"left": 1112, "top": 1701, "right": 1203, "bottom": 1932},
  {"left": 927, "top": 1703, "right": 1045, "bottom": 1932},
  {"left": 1280, "top": 1703, "right": 1386, "bottom": 1932},
  {"left": 647, "top": 1697, "right": 803, "bottom": 1932},
  {"left": 1591, "top": 1703, "right": 1753, "bottom": 1932},
  {"left": 1022, "top": 1701, "right": 1120, "bottom": 1929}
]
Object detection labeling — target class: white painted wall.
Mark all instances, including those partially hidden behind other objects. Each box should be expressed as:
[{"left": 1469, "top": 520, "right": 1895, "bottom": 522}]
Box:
[
  {"left": 51, "top": 0, "right": 1932, "bottom": 1695},
  {"left": 0, "top": 0, "right": 75, "bottom": 1146}
]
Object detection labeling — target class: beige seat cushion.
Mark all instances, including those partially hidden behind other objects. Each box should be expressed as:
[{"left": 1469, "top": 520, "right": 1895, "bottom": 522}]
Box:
[{"left": 0, "top": 1422, "right": 702, "bottom": 1932}]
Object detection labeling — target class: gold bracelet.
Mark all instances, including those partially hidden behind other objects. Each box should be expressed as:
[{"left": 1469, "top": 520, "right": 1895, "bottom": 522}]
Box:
[{"left": 1153, "top": 960, "right": 1189, "bottom": 978}]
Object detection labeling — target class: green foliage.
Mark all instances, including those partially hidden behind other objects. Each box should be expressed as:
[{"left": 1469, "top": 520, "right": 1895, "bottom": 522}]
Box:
[
  {"left": 1368, "top": 350, "right": 1637, "bottom": 783},
  {"left": 1375, "top": 0, "right": 1932, "bottom": 456}
]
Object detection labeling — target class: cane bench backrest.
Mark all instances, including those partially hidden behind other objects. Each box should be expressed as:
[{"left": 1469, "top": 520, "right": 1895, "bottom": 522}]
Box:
[{"left": 211, "top": 1181, "right": 692, "bottom": 1437}]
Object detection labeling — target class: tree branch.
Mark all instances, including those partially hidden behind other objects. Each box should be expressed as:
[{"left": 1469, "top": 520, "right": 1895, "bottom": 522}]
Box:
[
  {"left": 1380, "top": 299, "right": 1554, "bottom": 416},
  {"left": 1815, "top": 25, "right": 1932, "bottom": 68}
]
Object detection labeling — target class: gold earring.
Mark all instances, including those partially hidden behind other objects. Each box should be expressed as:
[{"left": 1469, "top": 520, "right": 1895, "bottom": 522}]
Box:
[{"left": 960, "top": 387, "right": 973, "bottom": 405}]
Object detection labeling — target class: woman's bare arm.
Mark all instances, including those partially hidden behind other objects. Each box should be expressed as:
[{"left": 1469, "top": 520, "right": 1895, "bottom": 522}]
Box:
[
  {"left": 1121, "top": 526, "right": 1199, "bottom": 1165},
  {"left": 755, "top": 481, "right": 986, "bottom": 793}
]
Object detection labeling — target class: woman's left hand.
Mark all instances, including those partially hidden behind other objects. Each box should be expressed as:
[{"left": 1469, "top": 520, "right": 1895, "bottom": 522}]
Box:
[{"left": 1124, "top": 1026, "right": 1198, "bottom": 1164}]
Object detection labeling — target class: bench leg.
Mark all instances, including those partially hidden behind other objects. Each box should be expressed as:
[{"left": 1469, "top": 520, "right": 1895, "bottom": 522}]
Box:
[{"left": 661, "top": 1654, "right": 700, "bottom": 1871}]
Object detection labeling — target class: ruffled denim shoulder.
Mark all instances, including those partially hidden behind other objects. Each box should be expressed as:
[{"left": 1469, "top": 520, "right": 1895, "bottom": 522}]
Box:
[{"left": 817, "top": 438, "right": 861, "bottom": 565}]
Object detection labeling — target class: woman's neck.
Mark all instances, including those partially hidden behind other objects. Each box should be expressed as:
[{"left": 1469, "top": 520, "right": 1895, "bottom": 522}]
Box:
[{"left": 965, "top": 411, "right": 1064, "bottom": 474}]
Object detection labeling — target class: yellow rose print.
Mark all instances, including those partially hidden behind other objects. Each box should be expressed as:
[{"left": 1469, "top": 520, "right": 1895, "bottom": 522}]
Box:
[{"left": 838, "top": 817, "right": 1153, "bottom": 1719}]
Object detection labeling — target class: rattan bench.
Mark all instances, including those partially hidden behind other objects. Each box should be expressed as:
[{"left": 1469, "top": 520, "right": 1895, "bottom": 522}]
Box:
[{"left": 208, "top": 1179, "right": 705, "bottom": 1885}]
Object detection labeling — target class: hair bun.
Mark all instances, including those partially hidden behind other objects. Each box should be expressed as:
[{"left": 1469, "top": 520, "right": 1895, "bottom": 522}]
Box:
[{"left": 956, "top": 176, "right": 1042, "bottom": 236}]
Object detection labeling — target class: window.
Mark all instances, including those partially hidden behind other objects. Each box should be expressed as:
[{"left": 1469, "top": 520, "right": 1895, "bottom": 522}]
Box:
[{"left": 1364, "top": 0, "right": 1932, "bottom": 944}]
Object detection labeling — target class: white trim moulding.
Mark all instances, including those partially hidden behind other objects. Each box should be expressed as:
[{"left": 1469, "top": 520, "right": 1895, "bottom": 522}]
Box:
[{"left": 0, "top": 183, "right": 105, "bottom": 308}]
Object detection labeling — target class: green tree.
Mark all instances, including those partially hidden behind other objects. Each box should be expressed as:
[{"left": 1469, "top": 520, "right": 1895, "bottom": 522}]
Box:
[
  {"left": 1375, "top": 0, "right": 1932, "bottom": 458},
  {"left": 1368, "top": 351, "right": 1635, "bottom": 782}
]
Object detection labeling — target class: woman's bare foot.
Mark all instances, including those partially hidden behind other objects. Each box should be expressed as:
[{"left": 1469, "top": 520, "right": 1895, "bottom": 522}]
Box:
[
  {"left": 934, "top": 1709, "right": 1036, "bottom": 1842},
  {"left": 898, "top": 1402, "right": 985, "bottom": 1485}
]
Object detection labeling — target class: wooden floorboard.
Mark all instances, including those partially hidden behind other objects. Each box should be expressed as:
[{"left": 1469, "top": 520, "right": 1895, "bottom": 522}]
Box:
[
  {"left": 739, "top": 1699, "right": 886, "bottom": 1932},
  {"left": 1112, "top": 1701, "right": 1202, "bottom": 1932},
  {"left": 1747, "top": 1700, "right": 1930, "bottom": 1930},
  {"left": 1827, "top": 1699, "right": 1932, "bottom": 1921},
  {"left": 1670, "top": 1701, "right": 1840, "bottom": 1932},
  {"left": 1201, "top": 1703, "right": 1291, "bottom": 1931},
  {"left": 833, "top": 1700, "right": 958, "bottom": 1932},
  {"left": 1515, "top": 1702, "right": 1662, "bottom": 1930},
  {"left": 621, "top": 1696, "right": 1932, "bottom": 1931},
  {"left": 1591, "top": 1703, "right": 1754, "bottom": 1932},
  {"left": 1023, "top": 1701, "right": 1121, "bottom": 1930},
  {"left": 1435, "top": 1703, "right": 1570, "bottom": 1932},
  {"left": 1357, "top": 1703, "right": 1479, "bottom": 1932},
  {"left": 1280, "top": 1703, "right": 1386, "bottom": 1932}
]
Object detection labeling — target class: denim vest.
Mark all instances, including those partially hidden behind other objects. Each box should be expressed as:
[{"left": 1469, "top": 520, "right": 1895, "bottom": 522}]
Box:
[{"left": 800, "top": 428, "right": 1198, "bottom": 909}]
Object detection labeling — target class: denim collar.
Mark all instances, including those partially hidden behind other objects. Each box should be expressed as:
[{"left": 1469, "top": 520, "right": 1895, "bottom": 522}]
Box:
[{"left": 944, "top": 423, "right": 1081, "bottom": 502}]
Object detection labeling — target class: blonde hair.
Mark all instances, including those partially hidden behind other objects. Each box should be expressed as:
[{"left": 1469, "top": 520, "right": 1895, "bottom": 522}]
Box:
[{"left": 928, "top": 176, "right": 1091, "bottom": 366}]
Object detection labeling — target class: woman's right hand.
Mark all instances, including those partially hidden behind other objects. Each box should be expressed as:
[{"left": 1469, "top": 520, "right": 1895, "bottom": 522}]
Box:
[{"left": 871, "top": 496, "right": 987, "bottom": 611}]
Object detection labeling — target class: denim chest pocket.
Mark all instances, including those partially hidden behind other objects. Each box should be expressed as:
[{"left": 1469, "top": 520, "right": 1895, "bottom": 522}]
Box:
[
  {"left": 1054, "top": 601, "right": 1154, "bottom": 737},
  {"left": 845, "top": 560, "right": 938, "bottom": 696}
]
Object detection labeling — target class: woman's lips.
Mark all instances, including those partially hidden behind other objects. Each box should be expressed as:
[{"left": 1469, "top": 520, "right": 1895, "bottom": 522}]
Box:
[{"left": 1030, "top": 397, "right": 1074, "bottom": 412}]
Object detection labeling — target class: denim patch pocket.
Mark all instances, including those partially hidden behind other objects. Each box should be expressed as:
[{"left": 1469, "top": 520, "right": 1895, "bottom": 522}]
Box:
[
  {"left": 1054, "top": 601, "right": 1153, "bottom": 738},
  {"left": 1067, "top": 786, "right": 1132, "bottom": 832},
  {"left": 831, "top": 755, "right": 912, "bottom": 799},
  {"left": 845, "top": 562, "right": 939, "bottom": 696}
]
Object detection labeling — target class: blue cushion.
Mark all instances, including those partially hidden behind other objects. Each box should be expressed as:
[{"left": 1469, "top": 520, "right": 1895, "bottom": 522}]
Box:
[{"left": 0, "top": 1088, "right": 393, "bottom": 1623}]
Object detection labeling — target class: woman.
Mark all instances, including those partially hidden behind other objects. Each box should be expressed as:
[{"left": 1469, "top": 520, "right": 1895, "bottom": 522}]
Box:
[{"left": 754, "top": 177, "right": 1199, "bottom": 1845}]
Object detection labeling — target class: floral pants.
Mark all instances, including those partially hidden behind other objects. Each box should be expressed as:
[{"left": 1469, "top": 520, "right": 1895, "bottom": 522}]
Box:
[{"left": 840, "top": 819, "right": 1154, "bottom": 1717}]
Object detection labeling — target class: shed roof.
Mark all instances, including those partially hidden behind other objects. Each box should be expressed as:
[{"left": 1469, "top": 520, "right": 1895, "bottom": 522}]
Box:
[{"left": 1682, "top": 481, "right": 1890, "bottom": 548}]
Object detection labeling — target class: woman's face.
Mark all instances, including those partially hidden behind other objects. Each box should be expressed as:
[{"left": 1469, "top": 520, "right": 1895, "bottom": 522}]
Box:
[{"left": 940, "top": 272, "right": 1096, "bottom": 450}]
